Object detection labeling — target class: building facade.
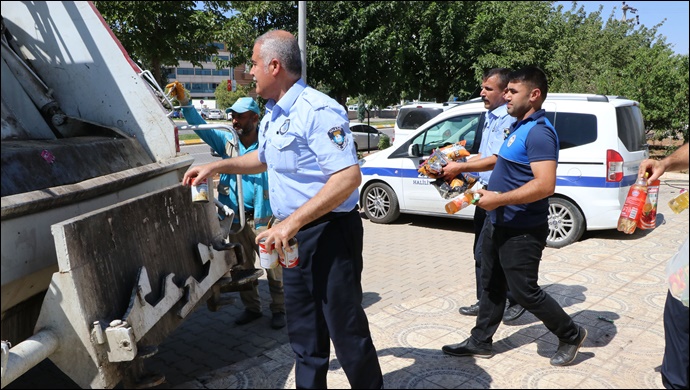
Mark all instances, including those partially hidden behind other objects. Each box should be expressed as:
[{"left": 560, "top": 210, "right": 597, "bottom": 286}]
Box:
[{"left": 165, "top": 42, "right": 256, "bottom": 109}]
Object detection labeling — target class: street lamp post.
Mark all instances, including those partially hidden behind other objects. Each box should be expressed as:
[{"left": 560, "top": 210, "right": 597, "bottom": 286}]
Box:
[{"left": 298, "top": 2, "right": 307, "bottom": 83}]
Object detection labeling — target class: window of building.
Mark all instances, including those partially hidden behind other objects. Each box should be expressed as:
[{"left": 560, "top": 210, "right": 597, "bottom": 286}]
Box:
[
  {"left": 212, "top": 69, "right": 230, "bottom": 76},
  {"left": 212, "top": 42, "right": 225, "bottom": 50},
  {"left": 195, "top": 68, "right": 212, "bottom": 76},
  {"left": 177, "top": 68, "right": 194, "bottom": 75}
]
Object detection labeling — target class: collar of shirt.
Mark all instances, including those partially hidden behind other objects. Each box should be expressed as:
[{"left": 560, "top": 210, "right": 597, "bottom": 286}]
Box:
[
  {"left": 509, "top": 108, "right": 547, "bottom": 133},
  {"left": 486, "top": 103, "right": 509, "bottom": 123},
  {"left": 266, "top": 78, "right": 307, "bottom": 121}
]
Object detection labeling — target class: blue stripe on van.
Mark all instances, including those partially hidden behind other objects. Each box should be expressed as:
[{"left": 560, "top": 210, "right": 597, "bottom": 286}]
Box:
[{"left": 360, "top": 167, "right": 637, "bottom": 188}]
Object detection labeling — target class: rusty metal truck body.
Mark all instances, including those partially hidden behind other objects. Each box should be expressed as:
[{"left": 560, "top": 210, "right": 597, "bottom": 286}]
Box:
[{"left": 1, "top": 2, "right": 252, "bottom": 388}]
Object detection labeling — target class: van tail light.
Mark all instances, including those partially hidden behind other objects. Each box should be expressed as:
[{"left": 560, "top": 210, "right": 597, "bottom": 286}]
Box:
[
  {"left": 174, "top": 125, "right": 180, "bottom": 153},
  {"left": 606, "top": 149, "right": 623, "bottom": 182}
]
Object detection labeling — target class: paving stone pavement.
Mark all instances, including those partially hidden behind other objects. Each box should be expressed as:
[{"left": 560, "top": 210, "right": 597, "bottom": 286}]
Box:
[{"left": 6, "top": 172, "right": 688, "bottom": 389}]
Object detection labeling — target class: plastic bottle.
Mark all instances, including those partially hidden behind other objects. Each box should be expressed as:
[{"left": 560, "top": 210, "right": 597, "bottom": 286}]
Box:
[
  {"left": 617, "top": 173, "right": 648, "bottom": 234},
  {"left": 445, "top": 191, "right": 479, "bottom": 214},
  {"left": 637, "top": 179, "right": 660, "bottom": 230},
  {"left": 668, "top": 189, "right": 689, "bottom": 214}
]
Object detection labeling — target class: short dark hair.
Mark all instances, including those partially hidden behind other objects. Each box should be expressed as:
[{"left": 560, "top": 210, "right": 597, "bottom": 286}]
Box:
[
  {"left": 508, "top": 66, "right": 548, "bottom": 100},
  {"left": 483, "top": 68, "right": 512, "bottom": 90}
]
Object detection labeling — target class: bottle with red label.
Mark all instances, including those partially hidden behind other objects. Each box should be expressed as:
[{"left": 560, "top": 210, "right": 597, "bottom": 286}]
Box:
[
  {"left": 617, "top": 173, "right": 648, "bottom": 234},
  {"left": 637, "top": 179, "right": 661, "bottom": 230}
]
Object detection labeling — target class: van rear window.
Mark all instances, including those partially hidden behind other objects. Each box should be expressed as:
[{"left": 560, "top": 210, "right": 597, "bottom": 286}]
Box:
[
  {"left": 616, "top": 106, "right": 646, "bottom": 152},
  {"left": 396, "top": 108, "right": 444, "bottom": 130}
]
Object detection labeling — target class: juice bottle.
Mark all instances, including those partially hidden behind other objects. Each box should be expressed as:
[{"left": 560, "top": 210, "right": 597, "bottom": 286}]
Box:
[
  {"left": 637, "top": 179, "right": 660, "bottom": 230},
  {"left": 668, "top": 189, "right": 689, "bottom": 214},
  {"left": 445, "top": 191, "right": 475, "bottom": 214},
  {"left": 617, "top": 173, "right": 648, "bottom": 234}
]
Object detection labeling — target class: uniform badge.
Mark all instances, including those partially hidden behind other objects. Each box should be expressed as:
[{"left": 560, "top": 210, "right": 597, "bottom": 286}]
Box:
[
  {"left": 503, "top": 128, "right": 511, "bottom": 139},
  {"left": 279, "top": 119, "right": 290, "bottom": 135},
  {"left": 507, "top": 134, "right": 517, "bottom": 147},
  {"left": 327, "top": 126, "right": 348, "bottom": 150}
]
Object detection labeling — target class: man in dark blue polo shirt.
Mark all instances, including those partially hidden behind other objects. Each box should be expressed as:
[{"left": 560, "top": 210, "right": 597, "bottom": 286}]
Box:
[{"left": 441, "top": 66, "right": 587, "bottom": 367}]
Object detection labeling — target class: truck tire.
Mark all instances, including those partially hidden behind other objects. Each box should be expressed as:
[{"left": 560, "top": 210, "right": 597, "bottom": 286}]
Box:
[
  {"left": 547, "top": 197, "right": 585, "bottom": 248},
  {"left": 362, "top": 182, "right": 400, "bottom": 224}
]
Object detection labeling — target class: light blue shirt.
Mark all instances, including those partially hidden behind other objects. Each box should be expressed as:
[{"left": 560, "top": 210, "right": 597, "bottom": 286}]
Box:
[
  {"left": 257, "top": 79, "right": 359, "bottom": 220},
  {"left": 182, "top": 105, "right": 272, "bottom": 227},
  {"left": 477, "top": 103, "right": 516, "bottom": 186}
]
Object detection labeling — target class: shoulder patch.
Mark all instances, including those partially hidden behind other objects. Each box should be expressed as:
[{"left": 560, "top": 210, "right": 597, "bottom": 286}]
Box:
[{"left": 327, "top": 126, "right": 348, "bottom": 150}]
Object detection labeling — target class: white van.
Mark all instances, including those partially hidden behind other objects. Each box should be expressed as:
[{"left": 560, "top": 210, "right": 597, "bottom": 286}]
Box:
[
  {"left": 359, "top": 93, "right": 649, "bottom": 248},
  {"left": 393, "top": 101, "right": 469, "bottom": 145}
]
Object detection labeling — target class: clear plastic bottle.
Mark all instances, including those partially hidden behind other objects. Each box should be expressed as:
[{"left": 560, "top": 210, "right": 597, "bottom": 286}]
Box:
[
  {"left": 668, "top": 189, "right": 689, "bottom": 214},
  {"left": 638, "top": 179, "right": 660, "bottom": 230},
  {"left": 617, "top": 173, "right": 648, "bottom": 234}
]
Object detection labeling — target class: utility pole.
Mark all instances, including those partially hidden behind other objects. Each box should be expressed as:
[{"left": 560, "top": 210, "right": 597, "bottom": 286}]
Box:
[
  {"left": 298, "top": 1, "right": 307, "bottom": 83},
  {"left": 621, "top": 1, "right": 640, "bottom": 25}
]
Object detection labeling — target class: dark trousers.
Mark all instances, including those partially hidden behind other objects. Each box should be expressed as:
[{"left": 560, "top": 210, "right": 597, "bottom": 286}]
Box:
[
  {"left": 473, "top": 208, "right": 516, "bottom": 305},
  {"left": 471, "top": 222, "right": 579, "bottom": 346},
  {"left": 284, "top": 210, "right": 383, "bottom": 389},
  {"left": 661, "top": 290, "right": 689, "bottom": 389}
]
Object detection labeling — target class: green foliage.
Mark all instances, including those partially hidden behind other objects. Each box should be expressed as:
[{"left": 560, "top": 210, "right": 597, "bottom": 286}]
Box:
[
  {"left": 214, "top": 82, "right": 251, "bottom": 110},
  {"left": 357, "top": 95, "right": 366, "bottom": 122},
  {"left": 97, "top": 1, "right": 688, "bottom": 144},
  {"left": 94, "top": 1, "right": 233, "bottom": 86},
  {"left": 378, "top": 133, "right": 391, "bottom": 150}
]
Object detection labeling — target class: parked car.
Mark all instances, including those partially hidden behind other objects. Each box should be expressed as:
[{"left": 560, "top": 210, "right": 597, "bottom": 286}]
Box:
[
  {"left": 350, "top": 123, "right": 382, "bottom": 151},
  {"left": 207, "top": 109, "right": 224, "bottom": 120},
  {"left": 359, "top": 93, "right": 649, "bottom": 248},
  {"left": 393, "top": 101, "right": 466, "bottom": 145},
  {"left": 196, "top": 107, "right": 209, "bottom": 119}
]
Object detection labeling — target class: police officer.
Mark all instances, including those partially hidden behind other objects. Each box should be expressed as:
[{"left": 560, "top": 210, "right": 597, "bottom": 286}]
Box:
[{"left": 182, "top": 30, "right": 383, "bottom": 389}]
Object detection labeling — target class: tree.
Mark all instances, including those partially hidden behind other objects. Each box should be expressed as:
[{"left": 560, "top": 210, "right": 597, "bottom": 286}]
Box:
[
  {"left": 98, "top": 1, "right": 687, "bottom": 141},
  {"left": 214, "top": 81, "right": 253, "bottom": 111},
  {"left": 94, "top": 1, "right": 232, "bottom": 86}
]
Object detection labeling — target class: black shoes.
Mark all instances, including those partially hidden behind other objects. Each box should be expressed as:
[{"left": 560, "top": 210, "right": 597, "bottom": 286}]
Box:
[
  {"left": 235, "top": 309, "right": 262, "bottom": 325},
  {"left": 271, "top": 312, "right": 286, "bottom": 329},
  {"left": 502, "top": 303, "right": 526, "bottom": 323},
  {"left": 550, "top": 326, "right": 587, "bottom": 366},
  {"left": 459, "top": 303, "right": 480, "bottom": 316},
  {"left": 442, "top": 338, "right": 494, "bottom": 359},
  {"left": 459, "top": 301, "right": 526, "bottom": 323}
]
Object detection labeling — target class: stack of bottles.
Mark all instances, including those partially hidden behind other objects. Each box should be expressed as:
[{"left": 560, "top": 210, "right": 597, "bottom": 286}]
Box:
[{"left": 617, "top": 173, "right": 649, "bottom": 234}]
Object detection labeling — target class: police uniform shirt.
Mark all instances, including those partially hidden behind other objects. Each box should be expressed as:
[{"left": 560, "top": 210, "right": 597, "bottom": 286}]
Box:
[
  {"left": 488, "top": 109, "right": 559, "bottom": 228},
  {"left": 477, "top": 103, "right": 516, "bottom": 186},
  {"left": 257, "top": 79, "right": 359, "bottom": 220}
]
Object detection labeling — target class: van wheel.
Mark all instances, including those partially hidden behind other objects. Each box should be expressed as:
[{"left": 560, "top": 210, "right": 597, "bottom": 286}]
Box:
[
  {"left": 362, "top": 182, "right": 400, "bottom": 224},
  {"left": 547, "top": 197, "right": 585, "bottom": 248}
]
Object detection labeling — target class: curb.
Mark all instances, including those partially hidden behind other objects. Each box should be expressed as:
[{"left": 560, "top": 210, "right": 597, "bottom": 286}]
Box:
[{"left": 179, "top": 139, "right": 205, "bottom": 146}]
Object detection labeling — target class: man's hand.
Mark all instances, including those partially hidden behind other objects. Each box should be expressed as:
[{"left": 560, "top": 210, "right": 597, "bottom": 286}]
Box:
[
  {"left": 440, "top": 161, "right": 465, "bottom": 182},
  {"left": 165, "top": 81, "right": 189, "bottom": 105},
  {"left": 182, "top": 163, "right": 216, "bottom": 187},
  {"left": 473, "top": 189, "right": 503, "bottom": 211}
]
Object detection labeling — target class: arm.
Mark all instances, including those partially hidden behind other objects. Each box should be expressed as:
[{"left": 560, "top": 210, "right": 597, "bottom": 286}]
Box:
[
  {"left": 256, "top": 164, "right": 362, "bottom": 254},
  {"left": 182, "top": 150, "right": 267, "bottom": 186},
  {"left": 639, "top": 143, "right": 689, "bottom": 183},
  {"left": 440, "top": 154, "right": 497, "bottom": 182},
  {"left": 475, "top": 160, "right": 557, "bottom": 211}
]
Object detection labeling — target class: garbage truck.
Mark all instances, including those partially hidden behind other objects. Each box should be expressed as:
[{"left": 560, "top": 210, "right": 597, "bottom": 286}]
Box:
[{"left": 1, "top": 2, "right": 257, "bottom": 388}]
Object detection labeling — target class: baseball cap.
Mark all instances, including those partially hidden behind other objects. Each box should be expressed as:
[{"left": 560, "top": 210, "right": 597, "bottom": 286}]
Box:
[{"left": 230, "top": 97, "right": 260, "bottom": 115}]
